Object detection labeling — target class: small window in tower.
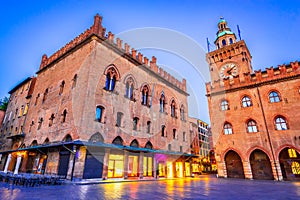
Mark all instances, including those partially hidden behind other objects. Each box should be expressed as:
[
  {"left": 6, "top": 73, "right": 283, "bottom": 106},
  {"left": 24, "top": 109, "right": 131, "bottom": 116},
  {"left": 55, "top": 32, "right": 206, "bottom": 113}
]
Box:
[
  {"left": 229, "top": 38, "right": 233, "bottom": 44},
  {"left": 222, "top": 39, "right": 226, "bottom": 46}
]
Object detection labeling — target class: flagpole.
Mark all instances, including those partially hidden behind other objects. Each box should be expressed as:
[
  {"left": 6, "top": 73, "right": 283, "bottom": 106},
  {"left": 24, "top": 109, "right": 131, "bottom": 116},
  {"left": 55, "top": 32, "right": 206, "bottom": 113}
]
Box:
[{"left": 206, "top": 38, "right": 210, "bottom": 53}]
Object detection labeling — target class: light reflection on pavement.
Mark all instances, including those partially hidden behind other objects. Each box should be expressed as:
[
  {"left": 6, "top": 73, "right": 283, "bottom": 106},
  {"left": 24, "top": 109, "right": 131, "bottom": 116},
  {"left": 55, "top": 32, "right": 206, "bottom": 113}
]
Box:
[{"left": 0, "top": 175, "right": 300, "bottom": 200}]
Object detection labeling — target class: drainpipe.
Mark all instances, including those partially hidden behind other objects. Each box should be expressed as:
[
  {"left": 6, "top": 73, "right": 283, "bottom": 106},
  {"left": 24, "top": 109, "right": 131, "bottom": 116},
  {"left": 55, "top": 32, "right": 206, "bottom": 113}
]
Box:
[{"left": 256, "top": 87, "right": 279, "bottom": 181}]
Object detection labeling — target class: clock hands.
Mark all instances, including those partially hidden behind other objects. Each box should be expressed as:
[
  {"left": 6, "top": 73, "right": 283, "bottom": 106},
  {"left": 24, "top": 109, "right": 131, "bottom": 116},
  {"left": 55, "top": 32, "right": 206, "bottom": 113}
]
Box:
[{"left": 227, "top": 65, "right": 236, "bottom": 75}]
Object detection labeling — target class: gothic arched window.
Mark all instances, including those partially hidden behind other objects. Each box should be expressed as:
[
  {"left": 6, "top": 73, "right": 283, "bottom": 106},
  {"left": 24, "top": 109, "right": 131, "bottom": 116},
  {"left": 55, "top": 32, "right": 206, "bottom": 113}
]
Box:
[
  {"left": 160, "top": 93, "right": 166, "bottom": 113},
  {"left": 170, "top": 100, "right": 176, "bottom": 118},
  {"left": 141, "top": 85, "right": 149, "bottom": 106},
  {"left": 125, "top": 77, "right": 134, "bottom": 100},
  {"left": 105, "top": 67, "right": 118, "bottom": 91}
]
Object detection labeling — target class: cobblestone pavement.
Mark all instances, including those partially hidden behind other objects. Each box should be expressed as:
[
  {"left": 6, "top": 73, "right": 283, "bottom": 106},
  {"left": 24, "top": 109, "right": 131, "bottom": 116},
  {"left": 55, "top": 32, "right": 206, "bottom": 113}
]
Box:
[{"left": 0, "top": 175, "right": 299, "bottom": 200}]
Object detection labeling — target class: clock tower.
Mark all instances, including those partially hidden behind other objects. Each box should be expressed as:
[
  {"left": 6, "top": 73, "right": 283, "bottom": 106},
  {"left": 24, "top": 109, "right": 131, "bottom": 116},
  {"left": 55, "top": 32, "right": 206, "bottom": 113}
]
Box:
[{"left": 206, "top": 17, "right": 253, "bottom": 82}]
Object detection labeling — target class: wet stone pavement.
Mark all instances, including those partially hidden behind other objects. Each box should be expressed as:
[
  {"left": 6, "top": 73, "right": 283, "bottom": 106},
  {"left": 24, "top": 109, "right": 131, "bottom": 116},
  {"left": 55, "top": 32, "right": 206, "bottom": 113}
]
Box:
[{"left": 0, "top": 175, "right": 300, "bottom": 200}]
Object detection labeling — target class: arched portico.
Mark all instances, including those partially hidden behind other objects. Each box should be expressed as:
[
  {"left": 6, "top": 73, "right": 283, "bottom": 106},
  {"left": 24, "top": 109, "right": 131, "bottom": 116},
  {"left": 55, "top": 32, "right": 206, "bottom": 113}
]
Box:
[
  {"left": 250, "top": 149, "right": 273, "bottom": 180},
  {"left": 225, "top": 150, "right": 245, "bottom": 179}
]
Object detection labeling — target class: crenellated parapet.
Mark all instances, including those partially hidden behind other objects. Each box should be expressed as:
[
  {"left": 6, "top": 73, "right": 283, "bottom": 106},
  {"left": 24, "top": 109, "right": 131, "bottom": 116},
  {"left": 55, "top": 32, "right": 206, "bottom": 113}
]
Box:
[
  {"left": 207, "top": 61, "right": 300, "bottom": 94},
  {"left": 38, "top": 14, "right": 187, "bottom": 92}
]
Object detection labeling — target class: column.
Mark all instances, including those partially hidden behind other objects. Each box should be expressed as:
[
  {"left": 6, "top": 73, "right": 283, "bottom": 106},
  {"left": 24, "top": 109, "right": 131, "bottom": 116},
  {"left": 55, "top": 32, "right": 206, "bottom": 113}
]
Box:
[
  {"left": 124, "top": 151, "right": 129, "bottom": 179},
  {"left": 13, "top": 155, "right": 22, "bottom": 174},
  {"left": 4, "top": 154, "right": 12, "bottom": 173},
  {"left": 139, "top": 152, "right": 144, "bottom": 179},
  {"left": 217, "top": 161, "right": 227, "bottom": 178},
  {"left": 243, "top": 161, "right": 253, "bottom": 179},
  {"left": 102, "top": 148, "right": 110, "bottom": 180},
  {"left": 272, "top": 160, "right": 283, "bottom": 181},
  {"left": 153, "top": 159, "right": 157, "bottom": 179},
  {"left": 182, "top": 160, "right": 186, "bottom": 177}
]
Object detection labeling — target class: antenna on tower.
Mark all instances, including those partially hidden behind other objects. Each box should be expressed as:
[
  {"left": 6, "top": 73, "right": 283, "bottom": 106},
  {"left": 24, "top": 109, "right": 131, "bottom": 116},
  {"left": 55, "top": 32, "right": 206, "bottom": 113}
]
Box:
[{"left": 237, "top": 25, "right": 242, "bottom": 40}]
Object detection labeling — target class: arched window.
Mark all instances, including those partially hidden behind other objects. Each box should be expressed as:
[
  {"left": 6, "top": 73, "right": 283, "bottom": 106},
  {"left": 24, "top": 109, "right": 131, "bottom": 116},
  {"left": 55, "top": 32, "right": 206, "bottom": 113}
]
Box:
[
  {"left": 64, "top": 134, "right": 73, "bottom": 142},
  {"left": 116, "top": 112, "right": 123, "bottom": 127},
  {"left": 221, "top": 100, "right": 229, "bottom": 110},
  {"left": 133, "top": 117, "right": 139, "bottom": 130},
  {"left": 141, "top": 85, "right": 149, "bottom": 106},
  {"left": 42, "top": 88, "right": 48, "bottom": 103},
  {"left": 145, "top": 141, "right": 153, "bottom": 149},
  {"left": 269, "top": 91, "right": 280, "bottom": 103},
  {"left": 96, "top": 106, "right": 104, "bottom": 122},
  {"left": 275, "top": 116, "right": 288, "bottom": 130},
  {"left": 224, "top": 122, "right": 233, "bottom": 135},
  {"left": 173, "top": 129, "right": 177, "bottom": 139},
  {"left": 147, "top": 121, "right": 151, "bottom": 134},
  {"left": 170, "top": 99, "right": 176, "bottom": 118},
  {"left": 112, "top": 136, "right": 123, "bottom": 146},
  {"left": 161, "top": 125, "right": 166, "bottom": 137},
  {"left": 180, "top": 105, "right": 185, "bottom": 121},
  {"left": 229, "top": 38, "right": 233, "bottom": 44},
  {"left": 61, "top": 109, "right": 67, "bottom": 123},
  {"left": 247, "top": 120, "right": 258, "bottom": 133},
  {"left": 72, "top": 74, "right": 78, "bottom": 88},
  {"left": 222, "top": 39, "right": 226, "bottom": 46},
  {"left": 49, "top": 113, "right": 55, "bottom": 127},
  {"left": 35, "top": 93, "right": 40, "bottom": 105},
  {"left": 217, "top": 43, "right": 220, "bottom": 49},
  {"left": 59, "top": 80, "right": 65, "bottom": 95},
  {"left": 105, "top": 67, "right": 117, "bottom": 91},
  {"left": 38, "top": 117, "right": 43, "bottom": 130},
  {"left": 125, "top": 77, "right": 134, "bottom": 100},
  {"left": 160, "top": 93, "right": 166, "bottom": 113},
  {"left": 241, "top": 96, "right": 252, "bottom": 107},
  {"left": 130, "top": 139, "right": 139, "bottom": 147}
]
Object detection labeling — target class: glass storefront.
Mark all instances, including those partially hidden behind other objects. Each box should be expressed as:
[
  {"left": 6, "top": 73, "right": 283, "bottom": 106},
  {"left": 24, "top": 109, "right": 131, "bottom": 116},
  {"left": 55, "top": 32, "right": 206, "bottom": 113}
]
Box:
[
  {"left": 175, "top": 162, "right": 183, "bottom": 178},
  {"left": 143, "top": 156, "right": 153, "bottom": 176},
  {"left": 185, "top": 162, "right": 191, "bottom": 176},
  {"left": 167, "top": 161, "right": 173, "bottom": 178},
  {"left": 158, "top": 162, "right": 166, "bottom": 177},
  {"left": 128, "top": 155, "right": 139, "bottom": 177},
  {"left": 108, "top": 154, "right": 124, "bottom": 178}
]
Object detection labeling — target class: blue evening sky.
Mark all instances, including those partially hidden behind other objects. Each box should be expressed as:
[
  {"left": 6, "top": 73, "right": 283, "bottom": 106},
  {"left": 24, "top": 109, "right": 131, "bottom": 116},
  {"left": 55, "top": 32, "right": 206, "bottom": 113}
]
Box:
[{"left": 0, "top": 0, "right": 299, "bottom": 123}]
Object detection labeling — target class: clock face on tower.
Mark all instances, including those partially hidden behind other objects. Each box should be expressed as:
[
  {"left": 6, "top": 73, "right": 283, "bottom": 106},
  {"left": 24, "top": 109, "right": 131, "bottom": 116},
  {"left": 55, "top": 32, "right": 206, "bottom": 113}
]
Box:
[{"left": 219, "top": 63, "right": 238, "bottom": 79}]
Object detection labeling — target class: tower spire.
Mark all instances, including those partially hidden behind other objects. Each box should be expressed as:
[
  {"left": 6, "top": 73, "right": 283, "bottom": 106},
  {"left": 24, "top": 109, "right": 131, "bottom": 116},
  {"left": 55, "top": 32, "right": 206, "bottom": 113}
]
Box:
[{"left": 214, "top": 17, "right": 237, "bottom": 49}]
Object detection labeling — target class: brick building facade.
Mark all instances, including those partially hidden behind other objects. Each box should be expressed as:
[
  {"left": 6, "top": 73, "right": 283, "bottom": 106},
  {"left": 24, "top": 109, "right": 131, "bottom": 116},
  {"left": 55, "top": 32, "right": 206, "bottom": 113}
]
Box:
[
  {"left": 206, "top": 18, "right": 300, "bottom": 181},
  {"left": 0, "top": 14, "right": 196, "bottom": 180}
]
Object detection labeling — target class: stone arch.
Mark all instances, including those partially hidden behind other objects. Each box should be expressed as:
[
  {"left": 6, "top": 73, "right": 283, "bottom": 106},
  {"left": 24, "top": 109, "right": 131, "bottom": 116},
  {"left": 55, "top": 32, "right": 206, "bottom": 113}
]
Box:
[
  {"left": 249, "top": 149, "right": 274, "bottom": 180},
  {"left": 112, "top": 136, "right": 124, "bottom": 146},
  {"left": 130, "top": 139, "right": 139, "bottom": 147},
  {"left": 275, "top": 144, "right": 300, "bottom": 159},
  {"left": 221, "top": 147, "right": 245, "bottom": 162},
  {"left": 246, "top": 146, "right": 272, "bottom": 161},
  {"left": 89, "top": 132, "right": 104, "bottom": 143},
  {"left": 224, "top": 150, "right": 245, "bottom": 179}
]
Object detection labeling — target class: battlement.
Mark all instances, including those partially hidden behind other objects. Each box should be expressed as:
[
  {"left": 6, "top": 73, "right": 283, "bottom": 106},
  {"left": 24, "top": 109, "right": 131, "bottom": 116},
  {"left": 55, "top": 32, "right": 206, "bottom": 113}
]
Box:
[
  {"left": 206, "top": 61, "right": 300, "bottom": 94},
  {"left": 38, "top": 14, "right": 186, "bottom": 92}
]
